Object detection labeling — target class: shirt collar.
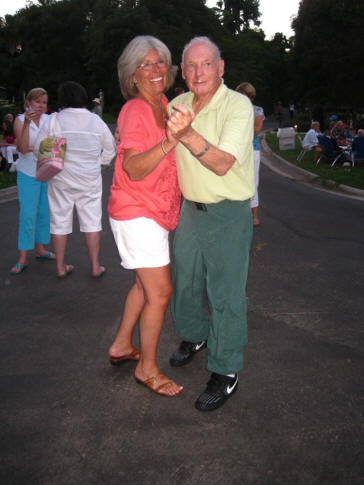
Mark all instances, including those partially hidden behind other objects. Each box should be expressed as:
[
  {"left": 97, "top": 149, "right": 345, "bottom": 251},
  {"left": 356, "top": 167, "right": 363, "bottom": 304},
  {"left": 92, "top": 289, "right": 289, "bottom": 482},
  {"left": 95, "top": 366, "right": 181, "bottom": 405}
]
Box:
[{"left": 185, "top": 80, "right": 226, "bottom": 114}]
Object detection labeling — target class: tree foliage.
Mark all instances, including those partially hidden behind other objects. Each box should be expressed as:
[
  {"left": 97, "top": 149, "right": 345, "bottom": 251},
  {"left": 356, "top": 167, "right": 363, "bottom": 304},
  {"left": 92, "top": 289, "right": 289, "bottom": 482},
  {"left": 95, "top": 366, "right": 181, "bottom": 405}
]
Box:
[
  {"left": 1, "top": 0, "right": 361, "bottom": 117},
  {"left": 291, "top": 0, "right": 364, "bottom": 109},
  {"left": 216, "top": 0, "right": 260, "bottom": 34}
]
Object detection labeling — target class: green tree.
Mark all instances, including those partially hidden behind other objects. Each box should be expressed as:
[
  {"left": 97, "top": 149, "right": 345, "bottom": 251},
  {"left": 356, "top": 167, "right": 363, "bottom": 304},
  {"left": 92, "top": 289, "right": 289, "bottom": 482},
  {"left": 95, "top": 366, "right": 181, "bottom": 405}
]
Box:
[
  {"left": 0, "top": 0, "right": 292, "bottom": 116},
  {"left": 291, "top": 0, "right": 364, "bottom": 110},
  {"left": 85, "top": 0, "right": 224, "bottom": 109},
  {"left": 1, "top": 1, "right": 91, "bottom": 106},
  {"left": 215, "top": 0, "right": 260, "bottom": 34}
]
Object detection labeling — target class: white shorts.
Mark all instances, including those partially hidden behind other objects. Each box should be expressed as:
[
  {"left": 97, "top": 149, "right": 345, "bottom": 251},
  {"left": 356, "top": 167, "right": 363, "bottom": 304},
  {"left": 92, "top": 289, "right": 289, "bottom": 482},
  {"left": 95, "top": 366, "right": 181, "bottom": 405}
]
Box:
[
  {"left": 250, "top": 149, "right": 260, "bottom": 208},
  {"left": 48, "top": 181, "right": 102, "bottom": 234},
  {"left": 109, "top": 217, "right": 170, "bottom": 269}
]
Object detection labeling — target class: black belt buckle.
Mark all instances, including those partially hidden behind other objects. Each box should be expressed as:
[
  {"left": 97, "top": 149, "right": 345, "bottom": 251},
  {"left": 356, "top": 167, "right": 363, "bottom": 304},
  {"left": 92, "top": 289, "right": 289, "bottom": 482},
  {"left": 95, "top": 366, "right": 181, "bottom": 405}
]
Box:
[{"left": 194, "top": 202, "right": 207, "bottom": 211}]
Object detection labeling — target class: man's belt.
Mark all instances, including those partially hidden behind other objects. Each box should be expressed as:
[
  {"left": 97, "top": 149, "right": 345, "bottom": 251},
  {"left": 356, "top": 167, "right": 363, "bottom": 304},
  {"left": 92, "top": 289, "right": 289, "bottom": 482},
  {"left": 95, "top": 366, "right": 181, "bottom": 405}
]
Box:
[{"left": 193, "top": 202, "right": 207, "bottom": 211}]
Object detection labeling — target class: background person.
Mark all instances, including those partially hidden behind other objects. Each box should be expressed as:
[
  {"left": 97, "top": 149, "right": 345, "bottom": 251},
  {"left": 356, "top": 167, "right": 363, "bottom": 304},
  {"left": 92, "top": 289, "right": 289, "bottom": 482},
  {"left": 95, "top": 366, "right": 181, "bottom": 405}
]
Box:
[
  {"left": 107, "top": 36, "right": 182, "bottom": 397},
  {"left": 0, "top": 115, "right": 17, "bottom": 171},
  {"left": 289, "top": 102, "right": 295, "bottom": 121},
  {"left": 92, "top": 97, "right": 103, "bottom": 117},
  {"left": 10, "top": 88, "right": 54, "bottom": 275},
  {"left": 167, "top": 37, "right": 254, "bottom": 411},
  {"left": 34, "top": 81, "right": 116, "bottom": 278},
  {"left": 236, "top": 82, "right": 265, "bottom": 226},
  {"left": 302, "top": 121, "right": 321, "bottom": 150},
  {"left": 324, "top": 114, "right": 338, "bottom": 136},
  {"left": 331, "top": 120, "right": 353, "bottom": 146},
  {"left": 301, "top": 121, "right": 323, "bottom": 162}
]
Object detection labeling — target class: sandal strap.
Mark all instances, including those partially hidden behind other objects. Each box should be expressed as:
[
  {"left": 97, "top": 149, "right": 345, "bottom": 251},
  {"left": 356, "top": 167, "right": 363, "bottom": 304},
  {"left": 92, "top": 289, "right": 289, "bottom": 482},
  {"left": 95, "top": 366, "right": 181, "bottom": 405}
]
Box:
[{"left": 143, "top": 374, "right": 174, "bottom": 393}]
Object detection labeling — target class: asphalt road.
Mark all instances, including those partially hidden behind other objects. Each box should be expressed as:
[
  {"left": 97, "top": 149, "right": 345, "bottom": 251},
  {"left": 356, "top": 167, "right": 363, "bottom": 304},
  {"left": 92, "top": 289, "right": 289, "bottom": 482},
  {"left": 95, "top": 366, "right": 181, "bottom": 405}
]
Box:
[{"left": 1, "top": 145, "right": 363, "bottom": 484}]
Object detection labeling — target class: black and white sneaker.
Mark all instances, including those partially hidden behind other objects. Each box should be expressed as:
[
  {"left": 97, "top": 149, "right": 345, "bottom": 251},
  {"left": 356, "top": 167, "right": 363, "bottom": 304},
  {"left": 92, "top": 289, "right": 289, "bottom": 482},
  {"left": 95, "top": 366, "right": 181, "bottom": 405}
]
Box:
[
  {"left": 169, "top": 340, "right": 207, "bottom": 367},
  {"left": 195, "top": 373, "right": 238, "bottom": 412}
]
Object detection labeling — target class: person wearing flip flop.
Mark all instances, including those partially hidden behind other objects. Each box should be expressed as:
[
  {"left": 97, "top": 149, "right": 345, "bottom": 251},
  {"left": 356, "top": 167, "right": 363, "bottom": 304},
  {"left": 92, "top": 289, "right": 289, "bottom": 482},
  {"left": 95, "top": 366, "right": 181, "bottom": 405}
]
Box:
[
  {"left": 167, "top": 37, "right": 254, "bottom": 411},
  {"left": 107, "top": 36, "right": 182, "bottom": 397},
  {"left": 34, "top": 82, "right": 116, "bottom": 278},
  {"left": 10, "top": 88, "right": 55, "bottom": 276}
]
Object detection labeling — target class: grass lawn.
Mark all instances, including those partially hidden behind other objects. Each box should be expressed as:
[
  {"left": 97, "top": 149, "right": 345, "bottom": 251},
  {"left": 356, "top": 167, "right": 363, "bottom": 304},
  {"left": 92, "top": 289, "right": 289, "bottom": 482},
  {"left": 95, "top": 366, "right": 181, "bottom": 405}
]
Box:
[
  {"left": 0, "top": 171, "right": 16, "bottom": 189},
  {"left": 265, "top": 133, "right": 364, "bottom": 191},
  {"left": 102, "top": 112, "right": 117, "bottom": 124}
]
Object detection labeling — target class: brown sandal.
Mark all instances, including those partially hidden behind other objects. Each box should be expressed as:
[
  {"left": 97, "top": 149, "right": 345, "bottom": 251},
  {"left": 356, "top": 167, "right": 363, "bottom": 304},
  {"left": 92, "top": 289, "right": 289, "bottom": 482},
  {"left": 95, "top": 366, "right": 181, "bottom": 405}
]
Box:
[
  {"left": 109, "top": 348, "right": 140, "bottom": 365},
  {"left": 135, "top": 373, "right": 183, "bottom": 396}
]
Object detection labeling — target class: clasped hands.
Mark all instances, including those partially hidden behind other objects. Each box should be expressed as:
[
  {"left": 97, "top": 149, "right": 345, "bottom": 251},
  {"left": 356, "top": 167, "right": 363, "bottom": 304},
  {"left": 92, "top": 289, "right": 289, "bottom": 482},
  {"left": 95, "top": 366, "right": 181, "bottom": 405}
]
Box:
[{"left": 166, "top": 104, "right": 195, "bottom": 142}]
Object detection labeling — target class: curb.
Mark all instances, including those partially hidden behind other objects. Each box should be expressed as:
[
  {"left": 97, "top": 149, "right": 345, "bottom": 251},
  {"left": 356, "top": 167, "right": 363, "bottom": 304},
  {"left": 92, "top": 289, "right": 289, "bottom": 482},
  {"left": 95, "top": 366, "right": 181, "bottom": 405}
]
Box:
[
  {"left": 261, "top": 135, "right": 364, "bottom": 201},
  {"left": 1, "top": 135, "right": 363, "bottom": 203},
  {"left": 0, "top": 185, "right": 17, "bottom": 204}
]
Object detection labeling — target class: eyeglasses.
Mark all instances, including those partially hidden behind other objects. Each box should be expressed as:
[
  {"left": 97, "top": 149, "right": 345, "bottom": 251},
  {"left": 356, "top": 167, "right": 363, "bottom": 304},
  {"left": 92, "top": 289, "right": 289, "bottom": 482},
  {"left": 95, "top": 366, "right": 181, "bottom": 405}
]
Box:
[{"left": 137, "top": 60, "right": 166, "bottom": 72}]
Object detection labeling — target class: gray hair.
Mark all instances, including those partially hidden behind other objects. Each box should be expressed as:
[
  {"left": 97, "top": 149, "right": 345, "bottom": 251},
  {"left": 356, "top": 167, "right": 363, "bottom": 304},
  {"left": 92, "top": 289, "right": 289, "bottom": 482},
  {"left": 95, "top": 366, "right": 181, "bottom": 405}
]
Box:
[
  {"left": 181, "top": 36, "right": 221, "bottom": 64},
  {"left": 236, "top": 82, "right": 256, "bottom": 101},
  {"left": 117, "top": 35, "right": 177, "bottom": 100}
]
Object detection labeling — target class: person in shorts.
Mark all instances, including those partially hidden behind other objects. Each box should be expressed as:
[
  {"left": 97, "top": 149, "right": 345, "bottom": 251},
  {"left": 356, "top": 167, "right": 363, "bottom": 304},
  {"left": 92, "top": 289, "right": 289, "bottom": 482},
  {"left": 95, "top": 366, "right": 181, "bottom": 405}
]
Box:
[
  {"left": 35, "top": 81, "right": 116, "bottom": 278},
  {"left": 107, "top": 36, "right": 182, "bottom": 397}
]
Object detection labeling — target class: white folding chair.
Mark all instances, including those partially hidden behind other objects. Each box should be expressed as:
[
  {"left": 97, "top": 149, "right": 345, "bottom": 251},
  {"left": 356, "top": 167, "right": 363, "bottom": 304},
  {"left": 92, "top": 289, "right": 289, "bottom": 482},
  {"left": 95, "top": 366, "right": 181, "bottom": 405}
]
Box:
[{"left": 296, "top": 136, "right": 309, "bottom": 162}]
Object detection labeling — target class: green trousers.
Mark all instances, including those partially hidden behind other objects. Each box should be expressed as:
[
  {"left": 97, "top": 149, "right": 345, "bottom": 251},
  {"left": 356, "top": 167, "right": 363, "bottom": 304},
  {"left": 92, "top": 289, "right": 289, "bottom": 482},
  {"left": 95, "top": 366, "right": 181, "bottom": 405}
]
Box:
[{"left": 171, "top": 199, "right": 252, "bottom": 375}]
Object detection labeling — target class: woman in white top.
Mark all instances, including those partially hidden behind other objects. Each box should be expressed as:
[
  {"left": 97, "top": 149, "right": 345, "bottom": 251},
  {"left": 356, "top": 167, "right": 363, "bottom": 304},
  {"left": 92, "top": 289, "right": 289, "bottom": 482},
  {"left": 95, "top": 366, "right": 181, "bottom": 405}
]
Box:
[
  {"left": 10, "top": 87, "right": 54, "bottom": 275},
  {"left": 302, "top": 121, "right": 321, "bottom": 149},
  {"left": 35, "top": 81, "right": 116, "bottom": 278}
]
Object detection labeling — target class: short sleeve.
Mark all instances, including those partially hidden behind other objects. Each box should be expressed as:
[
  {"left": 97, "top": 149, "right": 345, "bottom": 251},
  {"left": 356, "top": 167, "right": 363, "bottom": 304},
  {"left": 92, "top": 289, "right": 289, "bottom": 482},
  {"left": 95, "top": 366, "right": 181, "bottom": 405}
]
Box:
[
  {"left": 217, "top": 95, "right": 254, "bottom": 166},
  {"left": 118, "top": 100, "right": 153, "bottom": 153},
  {"left": 254, "top": 105, "right": 265, "bottom": 120}
]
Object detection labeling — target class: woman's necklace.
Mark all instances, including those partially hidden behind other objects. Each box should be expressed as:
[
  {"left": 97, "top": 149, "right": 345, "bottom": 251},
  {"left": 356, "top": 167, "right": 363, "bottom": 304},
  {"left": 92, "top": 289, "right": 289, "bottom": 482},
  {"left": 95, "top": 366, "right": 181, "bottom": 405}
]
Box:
[{"left": 144, "top": 98, "right": 168, "bottom": 125}]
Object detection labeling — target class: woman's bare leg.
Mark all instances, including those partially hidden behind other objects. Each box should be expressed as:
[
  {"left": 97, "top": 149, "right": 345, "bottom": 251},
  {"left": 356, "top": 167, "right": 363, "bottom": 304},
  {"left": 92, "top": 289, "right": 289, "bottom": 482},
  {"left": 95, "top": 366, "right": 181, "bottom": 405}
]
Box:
[
  {"left": 134, "top": 265, "right": 182, "bottom": 396},
  {"left": 109, "top": 273, "right": 145, "bottom": 358},
  {"left": 34, "top": 242, "right": 54, "bottom": 258},
  {"left": 51, "top": 234, "right": 69, "bottom": 276},
  {"left": 84, "top": 231, "right": 102, "bottom": 276},
  {"left": 252, "top": 206, "right": 259, "bottom": 226},
  {"left": 16, "top": 249, "right": 28, "bottom": 266}
]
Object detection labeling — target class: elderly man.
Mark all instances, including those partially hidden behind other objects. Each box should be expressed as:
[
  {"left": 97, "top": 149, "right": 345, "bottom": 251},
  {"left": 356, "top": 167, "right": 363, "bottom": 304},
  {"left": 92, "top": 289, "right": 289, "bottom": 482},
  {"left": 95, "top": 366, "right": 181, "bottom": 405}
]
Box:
[
  {"left": 331, "top": 120, "right": 353, "bottom": 146},
  {"left": 166, "top": 37, "right": 254, "bottom": 411}
]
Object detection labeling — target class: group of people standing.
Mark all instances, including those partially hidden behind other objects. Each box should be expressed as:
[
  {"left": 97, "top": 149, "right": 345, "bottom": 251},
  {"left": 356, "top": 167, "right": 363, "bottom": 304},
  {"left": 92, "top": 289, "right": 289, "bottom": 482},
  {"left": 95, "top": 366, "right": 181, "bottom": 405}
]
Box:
[
  {"left": 10, "top": 35, "right": 264, "bottom": 412},
  {"left": 10, "top": 84, "right": 116, "bottom": 276}
]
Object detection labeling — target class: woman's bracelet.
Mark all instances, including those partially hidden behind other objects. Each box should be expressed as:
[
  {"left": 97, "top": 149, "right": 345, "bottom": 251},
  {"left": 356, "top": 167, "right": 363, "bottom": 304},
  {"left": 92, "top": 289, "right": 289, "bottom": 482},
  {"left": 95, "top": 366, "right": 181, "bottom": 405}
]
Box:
[
  {"left": 161, "top": 138, "right": 171, "bottom": 156},
  {"left": 193, "top": 139, "right": 211, "bottom": 158}
]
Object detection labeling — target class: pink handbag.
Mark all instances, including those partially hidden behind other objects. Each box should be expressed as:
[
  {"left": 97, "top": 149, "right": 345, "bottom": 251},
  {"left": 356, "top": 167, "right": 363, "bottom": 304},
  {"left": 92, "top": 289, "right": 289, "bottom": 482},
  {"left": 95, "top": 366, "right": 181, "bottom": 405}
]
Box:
[{"left": 35, "top": 114, "right": 66, "bottom": 182}]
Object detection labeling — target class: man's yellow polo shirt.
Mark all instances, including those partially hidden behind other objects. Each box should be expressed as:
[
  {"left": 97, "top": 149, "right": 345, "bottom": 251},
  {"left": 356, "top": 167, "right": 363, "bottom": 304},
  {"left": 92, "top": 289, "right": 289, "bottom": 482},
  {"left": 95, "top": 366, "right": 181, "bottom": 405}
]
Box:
[{"left": 168, "top": 82, "right": 254, "bottom": 204}]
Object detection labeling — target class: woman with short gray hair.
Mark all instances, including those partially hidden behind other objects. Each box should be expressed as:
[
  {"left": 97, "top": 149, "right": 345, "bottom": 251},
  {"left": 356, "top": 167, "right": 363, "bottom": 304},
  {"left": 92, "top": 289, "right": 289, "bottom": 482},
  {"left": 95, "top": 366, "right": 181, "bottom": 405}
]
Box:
[
  {"left": 108, "top": 36, "right": 182, "bottom": 397},
  {"left": 117, "top": 35, "right": 177, "bottom": 100}
]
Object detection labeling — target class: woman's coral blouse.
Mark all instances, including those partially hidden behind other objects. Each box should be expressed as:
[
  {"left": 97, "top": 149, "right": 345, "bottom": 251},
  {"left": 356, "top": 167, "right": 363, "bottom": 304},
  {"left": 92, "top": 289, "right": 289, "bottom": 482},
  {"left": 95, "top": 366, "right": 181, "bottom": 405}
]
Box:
[{"left": 108, "top": 97, "right": 181, "bottom": 231}]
